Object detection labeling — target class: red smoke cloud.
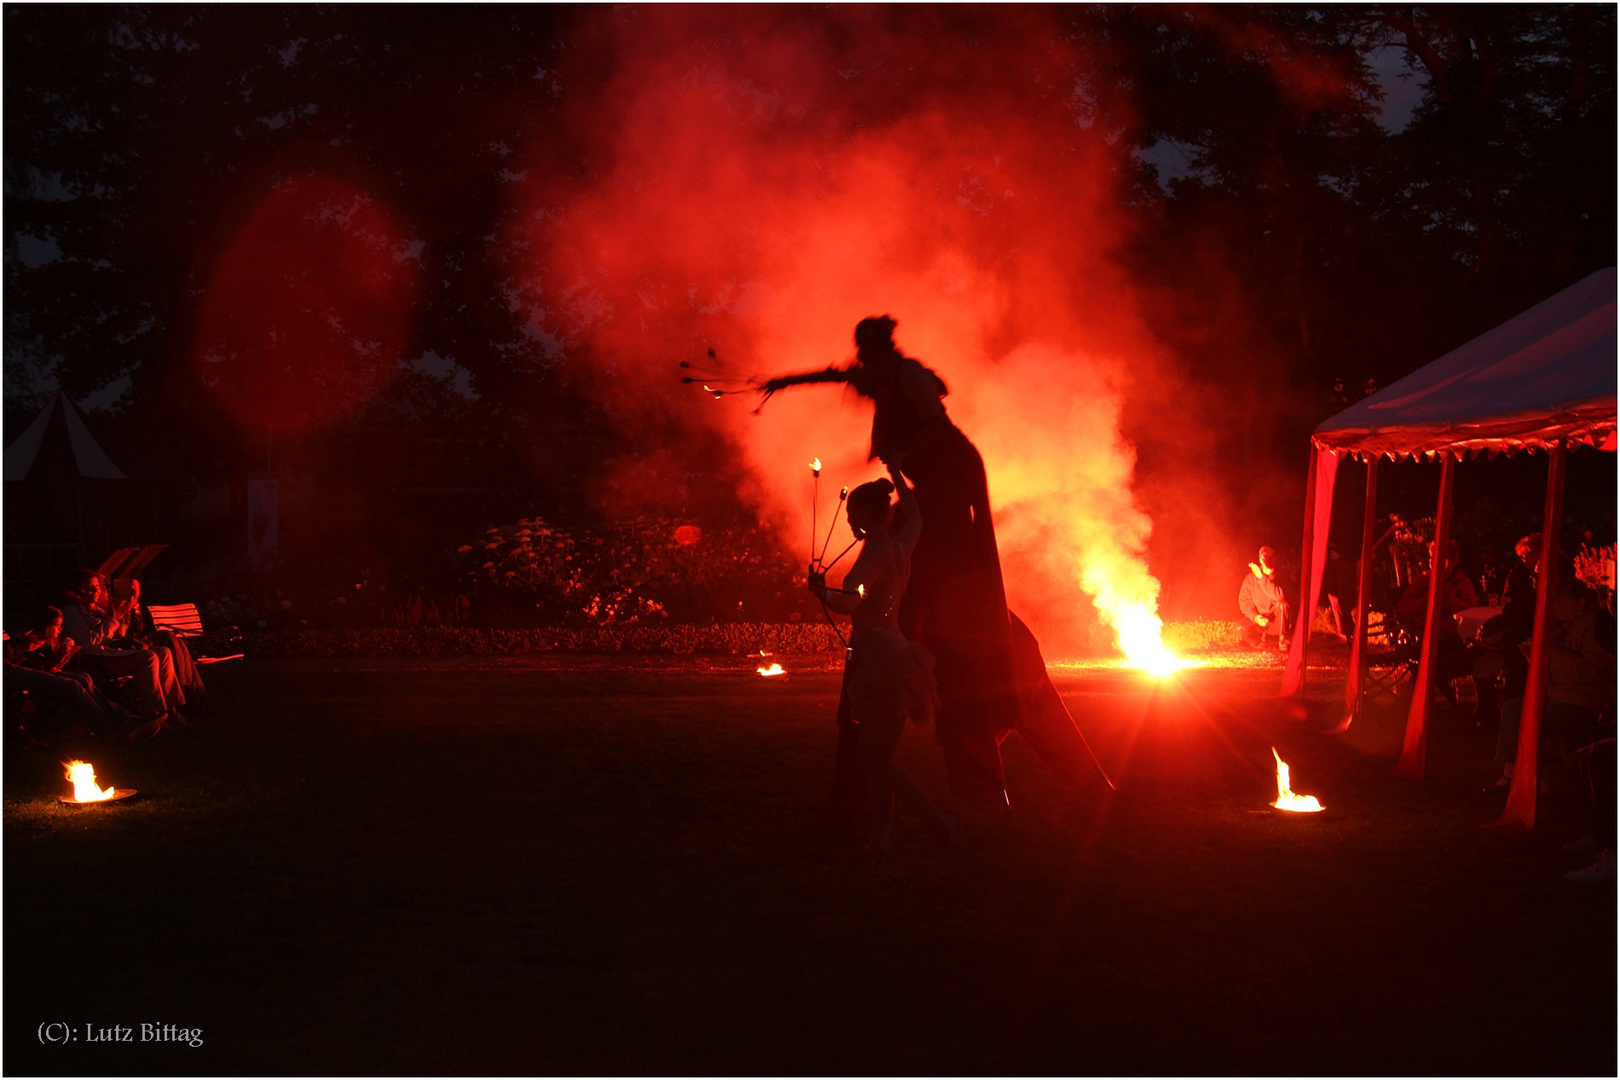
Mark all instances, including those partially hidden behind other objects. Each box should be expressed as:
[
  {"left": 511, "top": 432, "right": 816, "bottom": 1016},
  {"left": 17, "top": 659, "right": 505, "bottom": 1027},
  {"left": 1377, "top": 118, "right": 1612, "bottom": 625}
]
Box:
[{"left": 499, "top": 8, "right": 1241, "bottom": 653}]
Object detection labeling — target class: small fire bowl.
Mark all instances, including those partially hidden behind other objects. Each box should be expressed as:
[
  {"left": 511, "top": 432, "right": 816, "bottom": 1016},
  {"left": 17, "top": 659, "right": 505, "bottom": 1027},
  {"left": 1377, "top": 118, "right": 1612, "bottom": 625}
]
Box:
[{"left": 59, "top": 789, "right": 138, "bottom": 806}]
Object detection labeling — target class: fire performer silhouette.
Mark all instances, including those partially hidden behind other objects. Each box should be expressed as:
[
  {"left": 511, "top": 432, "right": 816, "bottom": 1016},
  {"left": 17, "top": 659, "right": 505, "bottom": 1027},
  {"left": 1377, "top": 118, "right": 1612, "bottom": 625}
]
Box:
[
  {"left": 810, "top": 462, "right": 955, "bottom": 851},
  {"left": 761, "top": 316, "right": 1110, "bottom": 816}
]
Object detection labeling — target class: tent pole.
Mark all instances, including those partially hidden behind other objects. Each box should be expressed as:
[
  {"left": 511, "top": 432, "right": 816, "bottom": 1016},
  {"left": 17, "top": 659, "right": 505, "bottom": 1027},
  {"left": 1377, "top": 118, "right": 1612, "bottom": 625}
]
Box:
[
  {"left": 1489, "top": 441, "right": 1567, "bottom": 834},
  {"left": 1329, "top": 456, "right": 1378, "bottom": 734},
  {"left": 1393, "top": 452, "right": 1456, "bottom": 779},
  {"left": 1281, "top": 448, "right": 1319, "bottom": 698},
  {"left": 1283, "top": 445, "right": 1339, "bottom": 698}
]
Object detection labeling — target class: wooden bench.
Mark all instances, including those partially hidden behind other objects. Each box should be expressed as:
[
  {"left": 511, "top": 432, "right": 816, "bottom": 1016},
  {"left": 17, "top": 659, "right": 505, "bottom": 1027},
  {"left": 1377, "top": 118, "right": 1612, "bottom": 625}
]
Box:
[{"left": 145, "top": 603, "right": 244, "bottom": 696}]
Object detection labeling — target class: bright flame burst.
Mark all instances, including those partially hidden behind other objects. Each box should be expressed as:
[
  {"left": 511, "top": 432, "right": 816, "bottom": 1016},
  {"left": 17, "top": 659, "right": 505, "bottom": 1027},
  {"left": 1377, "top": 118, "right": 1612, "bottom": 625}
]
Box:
[
  {"left": 1270, "top": 748, "right": 1324, "bottom": 813},
  {"left": 64, "top": 760, "right": 116, "bottom": 803},
  {"left": 1071, "top": 531, "right": 1191, "bottom": 677},
  {"left": 809, "top": 458, "right": 822, "bottom": 473},
  {"left": 1096, "top": 589, "right": 1190, "bottom": 678},
  {"left": 757, "top": 663, "right": 786, "bottom": 677}
]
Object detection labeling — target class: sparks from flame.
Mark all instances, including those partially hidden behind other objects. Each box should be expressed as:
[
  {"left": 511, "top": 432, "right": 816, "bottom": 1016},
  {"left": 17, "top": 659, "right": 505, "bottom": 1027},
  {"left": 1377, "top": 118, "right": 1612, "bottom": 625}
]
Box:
[
  {"left": 757, "top": 663, "right": 786, "bottom": 677},
  {"left": 64, "top": 760, "right": 116, "bottom": 803},
  {"left": 1271, "top": 748, "right": 1324, "bottom": 813}
]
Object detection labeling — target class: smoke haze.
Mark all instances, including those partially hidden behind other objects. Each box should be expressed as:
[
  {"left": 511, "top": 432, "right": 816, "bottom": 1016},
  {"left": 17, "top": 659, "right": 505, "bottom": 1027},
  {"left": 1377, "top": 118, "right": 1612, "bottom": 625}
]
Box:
[{"left": 500, "top": 8, "right": 1250, "bottom": 653}]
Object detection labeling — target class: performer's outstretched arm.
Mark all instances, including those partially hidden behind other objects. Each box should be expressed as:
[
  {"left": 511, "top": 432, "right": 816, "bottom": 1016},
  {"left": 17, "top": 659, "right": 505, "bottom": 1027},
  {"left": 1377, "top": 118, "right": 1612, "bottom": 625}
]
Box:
[{"left": 758, "top": 367, "right": 852, "bottom": 403}]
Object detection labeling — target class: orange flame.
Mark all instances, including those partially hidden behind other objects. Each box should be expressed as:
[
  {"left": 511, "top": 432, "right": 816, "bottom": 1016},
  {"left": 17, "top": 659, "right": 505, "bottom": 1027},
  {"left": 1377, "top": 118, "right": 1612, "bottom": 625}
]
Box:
[
  {"left": 757, "top": 663, "right": 786, "bottom": 677},
  {"left": 1271, "top": 748, "right": 1324, "bottom": 813},
  {"left": 64, "top": 760, "right": 116, "bottom": 803}
]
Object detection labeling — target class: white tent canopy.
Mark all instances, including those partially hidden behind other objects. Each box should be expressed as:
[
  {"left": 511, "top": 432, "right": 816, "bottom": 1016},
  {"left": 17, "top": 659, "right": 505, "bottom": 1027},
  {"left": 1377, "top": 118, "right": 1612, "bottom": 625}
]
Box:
[
  {"left": 1315, "top": 266, "right": 1616, "bottom": 458},
  {"left": 3, "top": 391, "right": 127, "bottom": 481},
  {"left": 1282, "top": 268, "right": 1616, "bottom": 835}
]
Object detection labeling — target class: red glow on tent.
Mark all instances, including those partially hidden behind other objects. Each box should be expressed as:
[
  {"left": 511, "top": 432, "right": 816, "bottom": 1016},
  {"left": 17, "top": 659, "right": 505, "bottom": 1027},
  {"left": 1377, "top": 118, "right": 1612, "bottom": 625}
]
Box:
[{"left": 192, "top": 175, "right": 418, "bottom": 432}]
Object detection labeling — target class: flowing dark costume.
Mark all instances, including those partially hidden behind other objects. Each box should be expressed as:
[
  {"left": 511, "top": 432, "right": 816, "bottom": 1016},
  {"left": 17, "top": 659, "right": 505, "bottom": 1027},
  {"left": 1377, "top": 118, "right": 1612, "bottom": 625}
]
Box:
[{"left": 822, "top": 357, "right": 1106, "bottom": 820}]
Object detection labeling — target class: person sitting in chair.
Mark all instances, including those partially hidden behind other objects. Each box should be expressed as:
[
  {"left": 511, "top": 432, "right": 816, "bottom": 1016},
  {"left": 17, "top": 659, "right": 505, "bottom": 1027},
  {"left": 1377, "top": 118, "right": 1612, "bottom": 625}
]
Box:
[
  {"left": 6, "top": 606, "right": 146, "bottom": 738},
  {"left": 1397, "top": 538, "right": 1479, "bottom": 703},
  {"left": 1397, "top": 538, "right": 1478, "bottom": 628},
  {"left": 1239, "top": 546, "right": 1291, "bottom": 650},
  {"left": 59, "top": 569, "right": 185, "bottom": 730}
]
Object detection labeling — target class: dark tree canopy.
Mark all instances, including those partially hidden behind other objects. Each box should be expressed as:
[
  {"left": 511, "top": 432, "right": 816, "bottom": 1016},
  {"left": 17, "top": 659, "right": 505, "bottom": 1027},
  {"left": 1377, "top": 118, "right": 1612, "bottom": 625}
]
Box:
[{"left": 4, "top": 4, "right": 1613, "bottom": 607}]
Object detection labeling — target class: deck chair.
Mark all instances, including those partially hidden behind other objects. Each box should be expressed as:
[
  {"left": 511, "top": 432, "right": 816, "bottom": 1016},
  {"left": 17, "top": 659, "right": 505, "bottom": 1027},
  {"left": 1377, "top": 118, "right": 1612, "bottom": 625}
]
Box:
[
  {"left": 98, "top": 545, "right": 167, "bottom": 598},
  {"left": 146, "top": 602, "right": 245, "bottom": 698}
]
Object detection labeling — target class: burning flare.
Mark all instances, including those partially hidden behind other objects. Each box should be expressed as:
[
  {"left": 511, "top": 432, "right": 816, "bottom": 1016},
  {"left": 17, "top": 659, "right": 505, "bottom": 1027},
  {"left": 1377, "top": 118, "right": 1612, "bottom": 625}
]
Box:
[
  {"left": 64, "top": 760, "right": 116, "bottom": 804},
  {"left": 757, "top": 663, "right": 786, "bottom": 677},
  {"left": 1119, "top": 613, "right": 1188, "bottom": 677},
  {"left": 1270, "top": 748, "right": 1324, "bottom": 813},
  {"left": 1079, "top": 559, "right": 1190, "bottom": 677}
]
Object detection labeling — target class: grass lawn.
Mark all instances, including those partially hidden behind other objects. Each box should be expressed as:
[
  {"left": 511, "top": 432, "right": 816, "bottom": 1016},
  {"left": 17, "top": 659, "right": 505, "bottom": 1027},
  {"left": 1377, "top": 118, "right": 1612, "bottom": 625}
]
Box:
[{"left": 5, "top": 653, "right": 1614, "bottom": 1075}]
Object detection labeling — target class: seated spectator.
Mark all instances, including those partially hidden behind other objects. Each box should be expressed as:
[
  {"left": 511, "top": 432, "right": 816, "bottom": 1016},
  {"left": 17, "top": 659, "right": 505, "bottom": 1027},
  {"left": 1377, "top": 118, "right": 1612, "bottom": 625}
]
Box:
[
  {"left": 62, "top": 569, "right": 207, "bottom": 709},
  {"left": 1483, "top": 534, "right": 1544, "bottom": 761},
  {"left": 1396, "top": 538, "right": 1478, "bottom": 702},
  {"left": 130, "top": 580, "right": 208, "bottom": 711},
  {"left": 1238, "top": 546, "right": 1290, "bottom": 651},
  {"left": 5, "top": 607, "right": 148, "bottom": 738},
  {"left": 59, "top": 569, "right": 185, "bottom": 727},
  {"left": 1492, "top": 579, "right": 1618, "bottom": 798},
  {"left": 1566, "top": 718, "right": 1616, "bottom": 884},
  {"left": 1397, "top": 538, "right": 1478, "bottom": 627},
  {"left": 10, "top": 605, "right": 80, "bottom": 673},
  {"left": 1322, "top": 542, "right": 1355, "bottom": 643}
]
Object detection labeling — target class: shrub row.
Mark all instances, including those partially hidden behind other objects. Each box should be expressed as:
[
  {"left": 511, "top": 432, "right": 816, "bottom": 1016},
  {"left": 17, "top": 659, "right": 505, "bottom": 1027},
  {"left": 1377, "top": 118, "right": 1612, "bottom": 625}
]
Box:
[
  {"left": 194, "top": 622, "right": 848, "bottom": 658},
  {"left": 1161, "top": 619, "right": 1244, "bottom": 652},
  {"left": 196, "top": 620, "right": 1245, "bottom": 659}
]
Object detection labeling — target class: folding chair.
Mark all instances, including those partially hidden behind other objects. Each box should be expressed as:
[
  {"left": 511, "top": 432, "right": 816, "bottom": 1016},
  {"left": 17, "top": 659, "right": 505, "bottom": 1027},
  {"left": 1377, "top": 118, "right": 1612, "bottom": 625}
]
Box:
[{"left": 1358, "top": 609, "right": 1417, "bottom": 702}]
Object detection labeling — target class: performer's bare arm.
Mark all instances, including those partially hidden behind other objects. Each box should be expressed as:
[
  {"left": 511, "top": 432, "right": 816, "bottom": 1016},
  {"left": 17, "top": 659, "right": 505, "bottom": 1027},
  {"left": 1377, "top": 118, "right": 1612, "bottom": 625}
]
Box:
[{"left": 886, "top": 460, "right": 921, "bottom": 552}]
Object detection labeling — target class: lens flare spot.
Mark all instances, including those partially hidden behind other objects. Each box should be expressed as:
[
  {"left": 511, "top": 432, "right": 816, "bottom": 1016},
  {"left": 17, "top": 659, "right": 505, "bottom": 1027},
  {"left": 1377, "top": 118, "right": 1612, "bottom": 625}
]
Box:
[{"left": 192, "top": 175, "right": 418, "bottom": 432}]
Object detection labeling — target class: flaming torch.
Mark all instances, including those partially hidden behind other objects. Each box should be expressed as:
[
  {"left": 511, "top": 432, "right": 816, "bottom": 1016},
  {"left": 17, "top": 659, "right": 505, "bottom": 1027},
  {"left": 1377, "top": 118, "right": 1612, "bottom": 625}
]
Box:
[
  {"left": 809, "top": 458, "right": 822, "bottom": 565},
  {"left": 1270, "top": 748, "right": 1324, "bottom": 813},
  {"left": 60, "top": 760, "right": 134, "bottom": 805}
]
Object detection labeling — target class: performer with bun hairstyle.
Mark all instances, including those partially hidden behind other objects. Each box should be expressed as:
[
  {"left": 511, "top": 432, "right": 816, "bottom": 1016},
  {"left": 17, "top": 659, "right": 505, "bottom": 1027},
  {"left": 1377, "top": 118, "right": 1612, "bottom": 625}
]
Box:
[{"left": 811, "top": 459, "right": 955, "bottom": 850}]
